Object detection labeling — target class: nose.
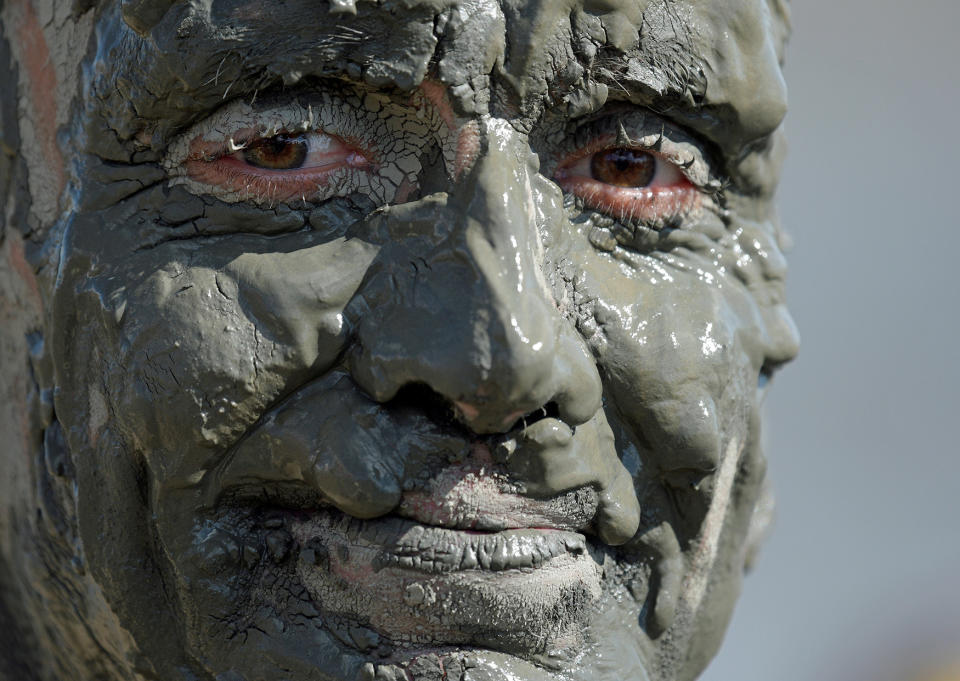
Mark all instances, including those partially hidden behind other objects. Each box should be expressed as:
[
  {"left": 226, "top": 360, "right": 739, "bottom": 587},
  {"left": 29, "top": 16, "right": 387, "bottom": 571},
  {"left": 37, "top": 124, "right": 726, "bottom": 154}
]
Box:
[{"left": 349, "top": 118, "right": 601, "bottom": 434}]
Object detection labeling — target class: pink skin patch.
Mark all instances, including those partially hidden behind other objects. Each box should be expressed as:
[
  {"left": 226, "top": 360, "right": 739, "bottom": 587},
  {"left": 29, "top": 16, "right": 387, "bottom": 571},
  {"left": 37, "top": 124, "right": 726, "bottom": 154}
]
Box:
[
  {"left": 454, "top": 401, "right": 526, "bottom": 434},
  {"left": 418, "top": 80, "right": 457, "bottom": 131},
  {"left": 12, "top": 0, "right": 66, "bottom": 202},
  {"left": 393, "top": 175, "right": 418, "bottom": 204},
  {"left": 418, "top": 80, "right": 481, "bottom": 180},
  {"left": 453, "top": 400, "right": 481, "bottom": 423},
  {"left": 453, "top": 120, "right": 481, "bottom": 180}
]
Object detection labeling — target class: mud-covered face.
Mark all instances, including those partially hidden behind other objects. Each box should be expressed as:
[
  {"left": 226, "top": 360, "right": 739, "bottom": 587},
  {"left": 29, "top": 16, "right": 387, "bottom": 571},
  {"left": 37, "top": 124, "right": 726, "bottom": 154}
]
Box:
[{"left": 44, "top": 1, "right": 797, "bottom": 680}]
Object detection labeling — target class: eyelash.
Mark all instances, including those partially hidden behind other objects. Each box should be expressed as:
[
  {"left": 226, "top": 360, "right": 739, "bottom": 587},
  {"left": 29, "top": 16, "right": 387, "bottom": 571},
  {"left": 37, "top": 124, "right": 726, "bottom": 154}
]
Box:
[
  {"left": 162, "top": 94, "right": 434, "bottom": 208},
  {"left": 183, "top": 131, "right": 375, "bottom": 206},
  {"left": 165, "top": 96, "right": 711, "bottom": 235},
  {"left": 552, "top": 137, "right": 702, "bottom": 229},
  {"left": 187, "top": 140, "right": 700, "bottom": 222}
]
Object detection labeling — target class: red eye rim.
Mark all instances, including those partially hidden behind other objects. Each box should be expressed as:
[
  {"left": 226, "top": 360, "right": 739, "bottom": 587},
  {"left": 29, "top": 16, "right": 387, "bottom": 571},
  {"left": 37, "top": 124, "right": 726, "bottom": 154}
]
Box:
[
  {"left": 182, "top": 131, "right": 375, "bottom": 204},
  {"left": 554, "top": 136, "right": 701, "bottom": 226}
]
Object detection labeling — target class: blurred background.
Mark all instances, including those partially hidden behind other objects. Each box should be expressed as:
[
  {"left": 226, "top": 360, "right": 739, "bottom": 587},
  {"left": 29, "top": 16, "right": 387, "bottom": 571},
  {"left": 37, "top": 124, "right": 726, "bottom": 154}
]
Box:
[{"left": 701, "top": 1, "right": 960, "bottom": 680}]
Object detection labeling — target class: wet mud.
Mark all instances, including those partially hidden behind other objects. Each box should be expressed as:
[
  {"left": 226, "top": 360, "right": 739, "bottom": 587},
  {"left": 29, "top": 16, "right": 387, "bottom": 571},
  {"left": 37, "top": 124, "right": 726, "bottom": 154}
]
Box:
[{"left": 0, "top": 1, "right": 797, "bottom": 680}]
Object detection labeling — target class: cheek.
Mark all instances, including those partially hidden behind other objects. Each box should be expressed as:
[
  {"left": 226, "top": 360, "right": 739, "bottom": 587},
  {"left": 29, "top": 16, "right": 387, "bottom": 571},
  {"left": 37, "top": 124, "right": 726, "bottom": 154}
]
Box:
[
  {"left": 55, "top": 236, "right": 377, "bottom": 483},
  {"left": 578, "top": 261, "right": 763, "bottom": 473},
  {"left": 110, "top": 266, "right": 284, "bottom": 460}
]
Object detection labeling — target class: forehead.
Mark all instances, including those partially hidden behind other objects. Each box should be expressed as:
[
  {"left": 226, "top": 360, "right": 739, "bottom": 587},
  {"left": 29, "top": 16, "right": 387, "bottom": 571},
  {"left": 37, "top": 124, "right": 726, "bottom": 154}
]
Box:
[{"left": 104, "top": 0, "right": 787, "bottom": 152}]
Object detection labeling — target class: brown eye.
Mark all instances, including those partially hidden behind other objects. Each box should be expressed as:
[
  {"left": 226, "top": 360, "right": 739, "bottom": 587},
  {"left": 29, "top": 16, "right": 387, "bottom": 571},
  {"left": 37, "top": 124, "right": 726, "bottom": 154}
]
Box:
[
  {"left": 590, "top": 148, "right": 655, "bottom": 187},
  {"left": 243, "top": 134, "right": 308, "bottom": 170}
]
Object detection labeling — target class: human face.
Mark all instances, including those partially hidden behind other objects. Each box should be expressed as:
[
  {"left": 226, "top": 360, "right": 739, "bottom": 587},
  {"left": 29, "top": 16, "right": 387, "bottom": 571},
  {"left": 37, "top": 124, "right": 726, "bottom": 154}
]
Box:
[{"left": 39, "top": 1, "right": 798, "bottom": 680}]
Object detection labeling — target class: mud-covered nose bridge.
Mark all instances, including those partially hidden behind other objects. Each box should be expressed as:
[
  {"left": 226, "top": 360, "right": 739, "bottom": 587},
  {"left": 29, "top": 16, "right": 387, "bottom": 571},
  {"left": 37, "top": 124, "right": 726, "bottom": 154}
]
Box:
[{"left": 349, "top": 117, "right": 603, "bottom": 435}]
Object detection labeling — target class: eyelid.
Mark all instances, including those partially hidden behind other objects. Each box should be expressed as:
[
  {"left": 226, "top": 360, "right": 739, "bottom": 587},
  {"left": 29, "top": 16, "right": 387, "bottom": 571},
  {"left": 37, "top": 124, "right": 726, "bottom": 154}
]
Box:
[
  {"left": 550, "top": 110, "right": 721, "bottom": 193},
  {"left": 163, "top": 97, "right": 388, "bottom": 206},
  {"left": 556, "top": 142, "right": 685, "bottom": 185},
  {"left": 164, "top": 100, "right": 322, "bottom": 168},
  {"left": 220, "top": 132, "right": 373, "bottom": 171},
  {"left": 198, "top": 130, "right": 374, "bottom": 168},
  {"left": 559, "top": 136, "right": 708, "bottom": 197},
  {"left": 162, "top": 90, "right": 449, "bottom": 208},
  {"left": 549, "top": 116, "right": 719, "bottom": 229},
  {"left": 183, "top": 131, "right": 375, "bottom": 205},
  {"left": 555, "top": 153, "right": 700, "bottom": 228}
]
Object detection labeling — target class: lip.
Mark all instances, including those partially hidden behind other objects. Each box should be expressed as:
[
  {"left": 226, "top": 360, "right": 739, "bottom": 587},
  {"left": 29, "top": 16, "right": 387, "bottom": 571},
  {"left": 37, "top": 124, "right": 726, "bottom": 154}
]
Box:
[
  {"left": 288, "top": 510, "right": 590, "bottom": 575},
  {"left": 215, "top": 456, "right": 601, "bottom": 530},
  {"left": 195, "top": 377, "right": 621, "bottom": 656},
  {"left": 211, "top": 457, "right": 605, "bottom": 657},
  {"left": 281, "top": 505, "right": 604, "bottom": 657}
]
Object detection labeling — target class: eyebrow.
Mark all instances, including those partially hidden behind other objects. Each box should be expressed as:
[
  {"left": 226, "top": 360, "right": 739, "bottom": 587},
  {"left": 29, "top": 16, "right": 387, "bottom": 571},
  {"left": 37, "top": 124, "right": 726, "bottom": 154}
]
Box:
[
  {"left": 101, "top": 3, "right": 781, "bottom": 158},
  {"left": 101, "top": 14, "right": 390, "bottom": 144}
]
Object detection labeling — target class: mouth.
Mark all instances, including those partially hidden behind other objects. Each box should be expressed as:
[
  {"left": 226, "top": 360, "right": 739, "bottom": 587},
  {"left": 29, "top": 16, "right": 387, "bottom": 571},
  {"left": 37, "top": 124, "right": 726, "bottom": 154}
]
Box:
[
  {"left": 293, "top": 511, "right": 591, "bottom": 574},
  {"left": 283, "top": 502, "right": 604, "bottom": 661},
  {"left": 213, "top": 457, "right": 606, "bottom": 663},
  {"left": 193, "top": 374, "right": 629, "bottom": 663}
]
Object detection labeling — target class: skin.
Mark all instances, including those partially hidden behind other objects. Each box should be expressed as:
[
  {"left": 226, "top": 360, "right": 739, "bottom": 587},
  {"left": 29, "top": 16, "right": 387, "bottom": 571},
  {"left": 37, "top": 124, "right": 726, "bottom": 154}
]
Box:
[{"left": 0, "top": 1, "right": 798, "bottom": 680}]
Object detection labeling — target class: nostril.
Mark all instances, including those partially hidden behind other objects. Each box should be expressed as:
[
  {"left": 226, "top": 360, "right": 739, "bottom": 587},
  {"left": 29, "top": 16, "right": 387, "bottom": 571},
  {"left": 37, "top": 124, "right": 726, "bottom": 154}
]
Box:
[
  {"left": 384, "top": 385, "right": 564, "bottom": 436},
  {"left": 385, "top": 383, "right": 461, "bottom": 430},
  {"left": 509, "top": 401, "right": 561, "bottom": 432}
]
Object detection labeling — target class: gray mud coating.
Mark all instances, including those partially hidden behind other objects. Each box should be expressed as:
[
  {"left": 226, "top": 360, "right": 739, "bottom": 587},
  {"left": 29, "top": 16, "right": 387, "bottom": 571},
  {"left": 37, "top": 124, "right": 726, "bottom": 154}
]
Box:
[{"left": 0, "top": 2, "right": 797, "bottom": 681}]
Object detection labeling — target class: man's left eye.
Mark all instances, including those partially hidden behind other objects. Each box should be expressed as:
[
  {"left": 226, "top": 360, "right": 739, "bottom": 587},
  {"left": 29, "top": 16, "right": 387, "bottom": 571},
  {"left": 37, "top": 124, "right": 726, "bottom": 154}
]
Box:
[
  {"left": 588, "top": 148, "right": 657, "bottom": 187},
  {"left": 554, "top": 146, "right": 699, "bottom": 226}
]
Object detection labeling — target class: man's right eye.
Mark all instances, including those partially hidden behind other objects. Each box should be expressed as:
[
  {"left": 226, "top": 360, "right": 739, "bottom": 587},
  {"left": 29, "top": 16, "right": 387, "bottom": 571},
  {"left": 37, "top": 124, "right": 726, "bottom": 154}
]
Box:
[
  {"left": 161, "top": 92, "right": 444, "bottom": 209},
  {"left": 243, "top": 134, "right": 310, "bottom": 169},
  {"left": 184, "top": 131, "right": 374, "bottom": 204}
]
